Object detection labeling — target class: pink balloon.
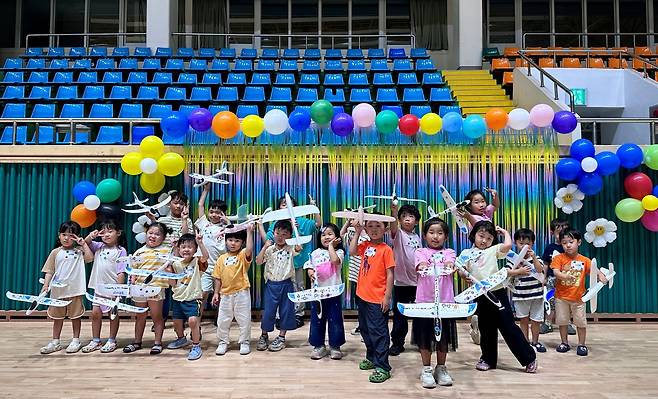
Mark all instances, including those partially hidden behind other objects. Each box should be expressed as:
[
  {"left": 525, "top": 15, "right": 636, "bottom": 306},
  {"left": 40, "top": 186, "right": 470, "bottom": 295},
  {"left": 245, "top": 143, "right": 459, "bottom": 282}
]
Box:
[
  {"left": 640, "top": 209, "right": 658, "bottom": 232},
  {"left": 351, "top": 103, "right": 376, "bottom": 128},
  {"left": 529, "top": 104, "right": 555, "bottom": 128}
]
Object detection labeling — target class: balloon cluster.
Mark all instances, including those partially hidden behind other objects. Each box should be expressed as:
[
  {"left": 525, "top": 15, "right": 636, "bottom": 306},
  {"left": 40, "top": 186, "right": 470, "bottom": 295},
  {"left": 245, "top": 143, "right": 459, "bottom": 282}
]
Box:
[
  {"left": 615, "top": 172, "right": 658, "bottom": 232},
  {"left": 120, "top": 136, "right": 185, "bottom": 194},
  {"left": 71, "top": 178, "right": 123, "bottom": 228},
  {"left": 555, "top": 139, "right": 621, "bottom": 195},
  {"left": 485, "top": 105, "right": 577, "bottom": 133}
]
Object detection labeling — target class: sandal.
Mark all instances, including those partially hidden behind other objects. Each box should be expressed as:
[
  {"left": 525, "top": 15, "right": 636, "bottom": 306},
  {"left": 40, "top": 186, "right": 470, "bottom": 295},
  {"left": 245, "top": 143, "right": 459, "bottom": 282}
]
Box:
[
  {"left": 150, "top": 344, "right": 163, "bottom": 355},
  {"left": 556, "top": 343, "right": 571, "bottom": 353},
  {"left": 359, "top": 359, "right": 375, "bottom": 370},
  {"left": 576, "top": 345, "right": 588, "bottom": 356},
  {"left": 122, "top": 342, "right": 143, "bottom": 353},
  {"left": 369, "top": 368, "right": 391, "bottom": 383}
]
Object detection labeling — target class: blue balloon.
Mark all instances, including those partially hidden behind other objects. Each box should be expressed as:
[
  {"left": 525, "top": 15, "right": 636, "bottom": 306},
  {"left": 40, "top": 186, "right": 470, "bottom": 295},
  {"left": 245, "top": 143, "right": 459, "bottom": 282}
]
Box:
[
  {"left": 442, "top": 112, "right": 463, "bottom": 134},
  {"left": 555, "top": 158, "right": 582, "bottom": 181},
  {"left": 616, "top": 143, "right": 644, "bottom": 169},
  {"left": 462, "top": 115, "right": 487, "bottom": 139},
  {"left": 160, "top": 111, "right": 189, "bottom": 138},
  {"left": 653, "top": 185, "right": 658, "bottom": 197},
  {"left": 594, "top": 151, "right": 620, "bottom": 176},
  {"left": 73, "top": 180, "right": 96, "bottom": 203},
  {"left": 288, "top": 109, "right": 312, "bottom": 132},
  {"left": 569, "top": 138, "right": 595, "bottom": 161},
  {"left": 577, "top": 172, "right": 603, "bottom": 195}
]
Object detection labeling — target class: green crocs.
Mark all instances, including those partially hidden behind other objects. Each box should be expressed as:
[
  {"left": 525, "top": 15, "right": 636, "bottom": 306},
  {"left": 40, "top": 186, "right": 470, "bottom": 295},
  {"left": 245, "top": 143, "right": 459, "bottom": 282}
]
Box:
[
  {"left": 359, "top": 359, "right": 375, "bottom": 370},
  {"left": 369, "top": 368, "right": 391, "bottom": 383}
]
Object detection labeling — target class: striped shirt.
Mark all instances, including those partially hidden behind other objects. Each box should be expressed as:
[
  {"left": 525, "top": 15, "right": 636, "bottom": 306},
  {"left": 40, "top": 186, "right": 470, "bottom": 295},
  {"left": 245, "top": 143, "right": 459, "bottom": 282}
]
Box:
[
  {"left": 506, "top": 258, "right": 544, "bottom": 300},
  {"left": 344, "top": 227, "right": 369, "bottom": 283},
  {"left": 158, "top": 215, "right": 193, "bottom": 248},
  {"left": 132, "top": 245, "right": 172, "bottom": 288}
]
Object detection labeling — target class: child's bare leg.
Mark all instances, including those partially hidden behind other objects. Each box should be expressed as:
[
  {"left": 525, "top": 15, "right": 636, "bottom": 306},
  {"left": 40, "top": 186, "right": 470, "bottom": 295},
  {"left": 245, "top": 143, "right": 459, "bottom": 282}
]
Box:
[
  {"left": 72, "top": 318, "right": 82, "bottom": 338},
  {"left": 134, "top": 302, "right": 148, "bottom": 343},
  {"left": 577, "top": 327, "right": 586, "bottom": 346},
  {"left": 109, "top": 315, "right": 120, "bottom": 340},
  {"left": 559, "top": 325, "right": 568, "bottom": 344},
  {"left": 519, "top": 317, "right": 530, "bottom": 341},
  {"left": 173, "top": 319, "right": 185, "bottom": 339},
  {"left": 420, "top": 348, "right": 432, "bottom": 366},
  {"left": 278, "top": 330, "right": 287, "bottom": 337},
  {"left": 436, "top": 350, "right": 447, "bottom": 366},
  {"left": 189, "top": 316, "right": 200, "bottom": 343},
  {"left": 52, "top": 319, "right": 64, "bottom": 340},
  {"left": 530, "top": 320, "right": 540, "bottom": 343},
  {"left": 149, "top": 300, "right": 164, "bottom": 344},
  {"left": 91, "top": 306, "right": 103, "bottom": 338}
]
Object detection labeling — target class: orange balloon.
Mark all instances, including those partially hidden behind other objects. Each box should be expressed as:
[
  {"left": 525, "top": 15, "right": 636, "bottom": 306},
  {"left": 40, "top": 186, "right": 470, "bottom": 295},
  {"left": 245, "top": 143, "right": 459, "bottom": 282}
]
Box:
[
  {"left": 485, "top": 108, "right": 509, "bottom": 131},
  {"left": 70, "top": 204, "right": 96, "bottom": 228},
  {"left": 212, "top": 111, "right": 240, "bottom": 139}
]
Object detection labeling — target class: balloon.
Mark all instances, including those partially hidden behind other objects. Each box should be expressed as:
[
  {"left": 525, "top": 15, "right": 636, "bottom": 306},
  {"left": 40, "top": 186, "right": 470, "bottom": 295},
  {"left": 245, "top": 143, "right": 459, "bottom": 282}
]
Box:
[
  {"left": 419, "top": 113, "right": 442, "bottom": 135},
  {"left": 644, "top": 144, "right": 658, "bottom": 170},
  {"left": 132, "top": 221, "right": 144, "bottom": 234},
  {"left": 570, "top": 138, "right": 595, "bottom": 161},
  {"left": 70, "top": 204, "right": 96, "bottom": 228},
  {"left": 83, "top": 195, "right": 101, "bottom": 211},
  {"left": 556, "top": 158, "right": 582, "bottom": 181},
  {"left": 462, "top": 115, "right": 487, "bottom": 139},
  {"left": 616, "top": 143, "right": 644, "bottom": 169},
  {"left": 263, "top": 109, "right": 289, "bottom": 135},
  {"left": 135, "top": 232, "right": 147, "bottom": 243},
  {"left": 212, "top": 111, "right": 240, "bottom": 139},
  {"left": 310, "top": 100, "right": 334, "bottom": 125},
  {"left": 97, "top": 203, "right": 122, "bottom": 222},
  {"left": 161, "top": 111, "right": 189, "bottom": 138},
  {"left": 139, "top": 157, "right": 158, "bottom": 175},
  {"left": 485, "top": 108, "right": 508, "bottom": 130},
  {"left": 577, "top": 172, "right": 603, "bottom": 195},
  {"left": 640, "top": 210, "right": 658, "bottom": 232},
  {"left": 375, "top": 110, "right": 399, "bottom": 134},
  {"left": 594, "top": 151, "right": 620, "bottom": 176},
  {"left": 398, "top": 114, "right": 419, "bottom": 136},
  {"left": 120, "top": 152, "right": 143, "bottom": 176},
  {"left": 95, "top": 178, "right": 122, "bottom": 203},
  {"left": 188, "top": 108, "right": 213, "bottom": 132},
  {"left": 507, "top": 108, "right": 531, "bottom": 130},
  {"left": 624, "top": 172, "right": 653, "bottom": 200},
  {"left": 442, "top": 112, "right": 463, "bottom": 134},
  {"left": 139, "top": 136, "right": 164, "bottom": 159},
  {"left": 72, "top": 181, "right": 96, "bottom": 203},
  {"left": 352, "top": 103, "right": 376, "bottom": 128},
  {"left": 140, "top": 171, "right": 166, "bottom": 194},
  {"left": 580, "top": 157, "right": 598, "bottom": 173},
  {"left": 642, "top": 195, "right": 658, "bottom": 211},
  {"left": 330, "top": 113, "right": 354, "bottom": 137},
  {"left": 552, "top": 111, "right": 578, "bottom": 133},
  {"left": 529, "top": 104, "right": 555, "bottom": 128},
  {"left": 241, "top": 115, "right": 265, "bottom": 138},
  {"left": 158, "top": 152, "right": 185, "bottom": 177},
  {"left": 615, "top": 198, "right": 645, "bottom": 222},
  {"left": 654, "top": 185, "right": 658, "bottom": 198},
  {"left": 288, "top": 108, "right": 312, "bottom": 132}
]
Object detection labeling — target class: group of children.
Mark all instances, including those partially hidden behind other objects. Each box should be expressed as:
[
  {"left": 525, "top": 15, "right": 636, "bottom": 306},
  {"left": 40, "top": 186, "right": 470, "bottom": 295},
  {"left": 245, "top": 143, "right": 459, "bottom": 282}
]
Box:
[{"left": 36, "top": 185, "right": 608, "bottom": 387}]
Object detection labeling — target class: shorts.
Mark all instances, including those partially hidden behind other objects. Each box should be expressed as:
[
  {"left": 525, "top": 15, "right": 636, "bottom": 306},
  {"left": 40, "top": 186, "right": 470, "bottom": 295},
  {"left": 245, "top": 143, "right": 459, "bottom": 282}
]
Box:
[
  {"left": 412, "top": 317, "right": 458, "bottom": 353},
  {"left": 132, "top": 290, "right": 166, "bottom": 303},
  {"left": 514, "top": 297, "right": 545, "bottom": 322},
  {"left": 555, "top": 298, "right": 587, "bottom": 328},
  {"left": 48, "top": 295, "right": 85, "bottom": 320},
  {"left": 261, "top": 279, "right": 296, "bottom": 332},
  {"left": 201, "top": 273, "right": 215, "bottom": 293},
  {"left": 172, "top": 299, "right": 202, "bottom": 320}
]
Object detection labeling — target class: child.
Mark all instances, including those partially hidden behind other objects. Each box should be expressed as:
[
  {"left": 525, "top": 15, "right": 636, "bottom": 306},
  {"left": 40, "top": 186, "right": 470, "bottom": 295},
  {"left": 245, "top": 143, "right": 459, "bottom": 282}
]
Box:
[
  {"left": 340, "top": 219, "right": 369, "bottom": 335},
  {"left": 539, "top": 218, "right": 571, "bottom": 335},
  {"left": 551, "top": 228, "right": 607, "bottom": 357},
  {"left": 166, "top": 232, "right": 209, "bottom": 360},
  {"left": 81, "top": 220, "right": 128, "bottom": 353},
  {"left": 414, "top": 218, "right": 458, "bottom": 388},
  {"left": 507, "top": 228, "right": 546, "bottom": 353},
  {"left": 123, "top": 222, "right": 172, "bottom": 355},
  {"left": 350, "top": 213, "right": 395, "bottom": 383},
  {"left": 389, "top": 203, "right": 421, "bottom": 356},
  {"left": 40, "top": 221, "right": 94, "bottom": 354},
  {"left": 456, "top": 221, "right": 537, "bottom": 373},
  {"left": 212, "top": 224, "right": 254, "bottom": 356},
  {"left": 256, "top": 220, "right": 301, "bottom": 352},
  {"left": 305, "top": 223, "right": 346, "bottom": 360}
]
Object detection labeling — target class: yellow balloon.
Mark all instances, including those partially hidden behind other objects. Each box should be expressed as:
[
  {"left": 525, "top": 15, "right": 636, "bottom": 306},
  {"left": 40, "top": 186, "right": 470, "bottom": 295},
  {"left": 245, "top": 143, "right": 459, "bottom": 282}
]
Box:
[
  {"left": 158, "top": 152, "right": 185, "bottom": 177},
  {"left": 120, "top": 151, "right": 143, "bottom": 175},
  {"left": 420, "top": 113, "right": 442, "bottom": 135},
  {"left": 241, "top": 115, "right": 265, "bottom": 138},
  {"left": 140, "top": 171, "right": 165, "bottom": 194},
  {"left": 642, "top": 195, "right": 658, "bottom": 211},
  {"left": 140, "top": 136, "right": 165, "bottom": 158}
]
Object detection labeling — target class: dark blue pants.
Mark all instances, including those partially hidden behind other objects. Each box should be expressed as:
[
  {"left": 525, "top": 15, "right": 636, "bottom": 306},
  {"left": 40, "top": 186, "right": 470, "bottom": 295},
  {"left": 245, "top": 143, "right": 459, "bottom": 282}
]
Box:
[
  {"left": 390, "top": 285, "right": 416, "bottom": 348},
  {"left": 261, "top": 279, "right": 297, "bottom": 332},
  {"left": 357, "top": 297, "right": 391, "bottom": 372},
  {"left": 309, "top": 295, "right": 346, "bottom": 348}
]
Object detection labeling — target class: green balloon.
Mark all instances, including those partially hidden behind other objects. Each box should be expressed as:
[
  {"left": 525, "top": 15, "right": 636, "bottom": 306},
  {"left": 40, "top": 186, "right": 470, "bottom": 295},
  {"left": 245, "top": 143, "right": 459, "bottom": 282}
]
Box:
[
  {"left": 376, "top": 110, "right": 399, "bottom": 134},
  {"left": 96, "top": 178, "right": 122, "bottom": 203},
  {"left": 310, "top": 100, "right": 334, "bottom": 125},
  {"left": 615, "top": 198, "right": 645, "bottom": 222},
  {"left": 644, "top": 144, "right": 658, "bottom": 170}
]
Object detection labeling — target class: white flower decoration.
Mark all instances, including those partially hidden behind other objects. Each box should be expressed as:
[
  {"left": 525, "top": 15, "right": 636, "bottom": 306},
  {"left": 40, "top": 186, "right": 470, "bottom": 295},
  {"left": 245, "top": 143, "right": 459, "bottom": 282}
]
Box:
[
  {"left": 554, "top": 184, "right": 585, "bottom": 214},
  {"left": 584, "top": 218, "right": 617, "bottom": 248}
]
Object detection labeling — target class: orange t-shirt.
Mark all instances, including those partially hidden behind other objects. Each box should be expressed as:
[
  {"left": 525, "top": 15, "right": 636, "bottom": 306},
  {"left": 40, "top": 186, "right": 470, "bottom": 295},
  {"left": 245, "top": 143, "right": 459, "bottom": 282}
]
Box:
[
  {"left": 356, "top": 241, "right": 396, "bottom": 304},
  {"left": 550, "top": 253, "right": 592, "bottom": 302}
]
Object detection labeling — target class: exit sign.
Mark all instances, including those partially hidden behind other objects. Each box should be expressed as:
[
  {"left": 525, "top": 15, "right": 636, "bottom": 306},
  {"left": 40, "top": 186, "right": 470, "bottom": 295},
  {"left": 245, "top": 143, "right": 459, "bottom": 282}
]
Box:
[{"left": 572, "top": 88, "right": 587, "bottom": 106}]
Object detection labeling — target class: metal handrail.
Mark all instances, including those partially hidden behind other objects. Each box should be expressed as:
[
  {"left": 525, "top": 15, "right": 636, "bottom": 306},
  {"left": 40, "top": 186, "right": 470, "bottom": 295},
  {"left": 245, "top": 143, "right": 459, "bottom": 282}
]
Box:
[
  {"left": 578, "top": 118, "right": 658, "bottom": 145},
  {"left": 522, "top": 32, "right": 658, "bottom": 48},
  {"left": 26, "top": 32, "right": 147, "bottom": 48},
  {"left": 517, "top": 52, "right": 576, "bottom": 112}
]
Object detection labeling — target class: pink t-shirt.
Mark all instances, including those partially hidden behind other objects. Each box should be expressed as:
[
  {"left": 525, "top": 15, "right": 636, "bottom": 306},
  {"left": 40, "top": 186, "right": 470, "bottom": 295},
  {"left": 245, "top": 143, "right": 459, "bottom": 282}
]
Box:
[
  {"left": 471, "top": 204, "right": 495, "bottom": 223},
  {"left": 414, "top": 247, "right": 457, "bottom": 304},
  {"left": 392, "top": 229, "right": 421, "bottom": 286}
]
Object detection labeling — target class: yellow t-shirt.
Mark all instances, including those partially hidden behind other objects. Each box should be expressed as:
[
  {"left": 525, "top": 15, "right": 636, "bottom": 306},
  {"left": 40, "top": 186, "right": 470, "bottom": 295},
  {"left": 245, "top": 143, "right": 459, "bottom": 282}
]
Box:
[
  {"left": 171, "top": 257, "right": 207, "bottom": 301},
  {"left": 212, "top": 249, "right": 251, "bottom": 295},
  {"left": 132, "top": 245, "right": 172, "bottom": 288}
]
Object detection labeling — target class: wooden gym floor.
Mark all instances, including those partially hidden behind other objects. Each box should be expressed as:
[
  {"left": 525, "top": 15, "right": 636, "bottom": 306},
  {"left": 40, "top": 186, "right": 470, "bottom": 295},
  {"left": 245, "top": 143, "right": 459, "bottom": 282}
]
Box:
[{"left": 0, "top": 320, "right": 656, "bottom": 399}]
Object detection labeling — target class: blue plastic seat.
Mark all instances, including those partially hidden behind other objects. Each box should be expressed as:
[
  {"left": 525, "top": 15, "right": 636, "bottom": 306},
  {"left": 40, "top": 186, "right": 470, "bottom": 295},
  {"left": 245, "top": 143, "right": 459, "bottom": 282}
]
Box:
[
  {"left": 325, "top": 60, "right": 344, "bottom": 72},
  {"left": 297, "top": 73, "right": 318, "bottom": 86},
  {"left": 370, "top": 59, "right": 389, "bottom": 72},
  {"left": 283, "top": 49, "right": 300, "bottom": 59},
  {"left": 132, "top": 125, "right": 155, "bottom": 144},
  {"left": 234, "top": 59, "right": 253, "bottom": 72},
  {"left": 304, "top": 48, "right": 321, "bottom": 60},
  {"left": 119, "top": 103, "right": 143, "bottom": 118},
  {"left": 95, "top": 58, "right": 115, "bottom": 70},
  {"left": 279, "top": 59, "right": 298, "bottom": 72},
  {"left": 376, "top": 88, "right": 399, "bottom": 103},
  {"left": 27, "top": 59, "right": 46, "bottom": 69},
  {"left": 254, "top": 59, "right": 274, "bottom": 72},
  {"left": 0, "top": 126, "right": 28, "bottom": 144},
  {"left": 102, "top": 71, "right": 123, "bottom": 84},
  {"left": 27, "top": 126, "right": 55, "bottom": 144},
  {"left": 60, "top": 103, "right": 84, "bottom": 118},
  {"left": 346, "top": 49, "right": 364, "bottom": 59},
  {"left": 236, "top": 104, "right": 259, "bottom": 118},
  {"left": 2, "top": 86, "right": 24, "bottom": 99},
  {"left": 349, "top": 88, "right": 372, "bottom": 103},
  {"left": 137, "top": 86, "right": 159, "bottom": 100},
  {"left": 48, "top": 59, "right": 68, "bottom": 69},
  {"left": 89, "top": 103, "right": 114, "bottom": 118},
  {"left": 2, "top": 103, "right": 26, "bottom": 118},
  {"left": 198, "top": 48, "right": 215, "bottom": 58},
  {"left": 190, "top": 87, "right": 212, "bottom": 101},
  {"left": 218, "top": 48, "right": 236, "bottom": 59},
  {"left": 155, "top": 47, "right": 173, "bottom": 57},
  {"left": 430, "top": 87, "right": 453, "bottom": 103},
  {"left": 31, "top": 103, "right": 55, "bottom": 118},
  {"left": 29, "top": 86, "right": 51, "bottom": 99},
  {"left": 164, "top": 87, "right": 186, "bottom": 100},
  {"left": 162, "top": 131, "right": 185, "bottom": 145},
  {"left": 323, "top": 74, "right": 344, "bottom": 87},
  {"left": 382, "top": 105, "right": 403, "bottom": 118},
  {"left": 177, "top": 47, "right": 195, "bottom": 57},
  {"left": 152, "top": 72, "right": 173, "bottom": 84},
  {"left": 201, "top": 73, "right": 222, "bottom": 85},
  {"left": 177, "top": 104, "right": 199, "bottom": 117},
  {"left": 47, "top": 47, "right": 65, "bottom": 57},
  {"left": 275, "top": 73, "right": 296, "bottom": 86},
  {"left": 112, "top": 47, "right": 129, "bottom": 57},
  {"left": 69, "top": 47, "right": 86, "bottom": 57},
  {"left": 25, "top": 48, "right": 43, "bottom": 57},
  {"left": 403, "top": 88, "right": 427, "bottom": 103},
  {"left": 148, "top": 104, "right": 173, "bottom": 118},
  {"left": 388, "top": 48, "right": 407, "bottom": 59},
  {"left": 72, "top": 59, "right": 92, "bottom": 69},
  {"left": 250, "top": 73, "right": 271, "bottom": 86},
  {"left": 209, "top": 59, "right": 229, "bottom": 71},
  {"left": 348, "top": 73, "right": 369, "bottom": 86},
  {"left": 397, "top": 72, "right": 419, "bottom": 86},
  {"left": 324, "top": 88, "right": 345, "bottom": 103},
  {"left": 177, "top": 73, "right": 197, "bottom": 85},
  {"left": 296, "top": 88, "right": 318, "bottom": 103},
  {"left": 134, "top": 47, "right": 152, "bottom": 57},
  {"left": 56, "top": 86, "right": 78, "bottom": 100},
  {"left": 238, "top": 48, "right": 257, "bottom": 60},
  {"left": 117, "top": 58, "right": 137, "bottom": 70},
  {"left": 53, "top": 72, "right": 73, "bottom": 83},
  {"left": 28, "top": 72, "right": 48, "bottom": 84},
  {"left": 142, "top": 58, "right": 161, "bottom": 70},
  {"left": 265, "top": 105, "right": 288, "bottom": 114},
  {"left": 83, "top": 85, "right": 104, "bottom": 99},
  {"left": 164, "top": 58, "right": 184, "bottom": 70},
  {"left": 217, "top": 86, "right": 238, "bottom": 102},
  {"left": 373, "top": 72, "right": 394, "bottom": 86},
  {"left": 77, "top": 71, "right": 98, "bottom": 83},
  {"left": 3, "top": 58, "right": 22, "bottom": 69},
  {"left": 422, "top": 72, "right": 444, "bottom": 86},
  {"left": 393, "top": 59, "right": 412, "bottom": 72},
  {"left": 301, "top": 60, "right": 320, "bottom": 72},
  {"left": 89, "top": 47, "right": 108, "bottom": 57},
  {"left": 208, "top": 104, "right": 230, "bottom": 115},
  {"left": 325, "top": 49, "right": 343, "bottom": 59},
  {"left": 94, "top": 126, "right": 124, "bottom": 144},
  {"left": 367, "top": 48, "right": 385, "bottom": 59},
  {"left": 415, "top": 58, "right": 436, "bottom": 71},
  {"left": 242, "top": 86, "right": 265, "bottom": 103},
  {"left": 347, "top": 60, "right": 366, "bottom": 71},
  {"left": 127, "top": 71, "right": 148, "bottom": 84},
  {"left": 439, "top": 105, "right": 461, "bottom": 117},
  {"left": 269, "top": 87, "right": 292, "bottom": 103},
  {"left": 410, "top": 48, "right": 429, "bottom": 59},
  {"left": 188, "top": 59, "right": 207, "bottom": 71},
  {"left": 226, "top": 73, "right": 247, "bottom": 86},
  {"left": 109, "top": 85, "right": 131, "bottom": 99},
  {"left": 3, "top": 72, "right": 23, "bottom": 83},
  {"left": 261, "top": 48, "right": 280, "bottom": 59}
]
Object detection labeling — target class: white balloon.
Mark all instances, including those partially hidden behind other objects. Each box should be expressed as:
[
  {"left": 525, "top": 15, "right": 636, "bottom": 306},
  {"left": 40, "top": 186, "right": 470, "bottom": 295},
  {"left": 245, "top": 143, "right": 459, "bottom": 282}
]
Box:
[
  {"left": 135, "top": 232, "right": 147, "bottom": 244},
  {"left": 137, "top": 215, "right": 150, "bottom": 225},
  {"left": 139, "top": 158, "right": 158, "bottom": 174},
  {"left": 263, "top": 109, "right": 289, "bottom": 136},
  {"left": 83, "top": 194, "right": 101, "bottom": 211},
  {"left": 581, "top": 156, "right": 598, "bottom": 173},
  {"left": 132, "top": 221, "right": 144, "bottom": 234},
  {"left": 507, "top": 108, "right": 531, "bottom": 130}
]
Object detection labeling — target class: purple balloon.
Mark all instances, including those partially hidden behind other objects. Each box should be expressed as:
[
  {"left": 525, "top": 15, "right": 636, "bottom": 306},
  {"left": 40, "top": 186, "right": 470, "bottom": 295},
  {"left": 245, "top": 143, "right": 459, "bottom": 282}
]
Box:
[
  {"left": 188, "top": 108, "right": 212, "bottom": 132},
  {"left": 552, "top": 111, "right": 578, "bottom": 133},
  {"left": 330, "top": 112, "right": 354, "bottom": 137}
]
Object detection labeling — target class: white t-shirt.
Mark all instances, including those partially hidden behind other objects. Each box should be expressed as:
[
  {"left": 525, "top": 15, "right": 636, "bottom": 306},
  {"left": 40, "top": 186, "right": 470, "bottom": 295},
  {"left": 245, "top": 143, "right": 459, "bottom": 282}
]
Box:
[
  {"left": 87, "top": 241, "right": 127, "bottom": 290},
  {"left": 195, "top": 214, "right": 226, "bottom": 274},
  {"left": 41, "top": 247, "right": 88, "bottom": 299}
]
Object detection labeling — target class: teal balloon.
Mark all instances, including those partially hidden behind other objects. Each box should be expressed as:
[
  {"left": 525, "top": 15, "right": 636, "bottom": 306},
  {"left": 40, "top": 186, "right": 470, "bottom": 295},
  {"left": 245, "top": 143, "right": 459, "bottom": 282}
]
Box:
[
  {"left": 462, "top": 115, "right": 487, "bottom": 139},
  {"left": 375, "top": 110, "right": 399, "bottom": 134},
  {"left": 615, "top": 198, "right": 645, "bottom": 222},
  {"left": 95, "top": 178, "right": 122, "bottom": 203},
  {"left": 644, "top": 144, "right": 658, "bottom": 170},
  {"left": 310, "top": 100, "right": 334, "bottom": 125}
]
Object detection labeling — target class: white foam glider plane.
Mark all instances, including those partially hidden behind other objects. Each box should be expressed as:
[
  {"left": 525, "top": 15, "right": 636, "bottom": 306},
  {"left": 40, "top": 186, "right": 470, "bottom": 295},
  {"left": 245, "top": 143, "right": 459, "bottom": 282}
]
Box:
[
  {"left": 365, "top": 183, "right": 427, "bottom": 206},
  {"left": 122, "top": 192, "right": 172, "bottom": 217},
  {"left": 261, "top": 192, "right": 321, "bottom": 246}
]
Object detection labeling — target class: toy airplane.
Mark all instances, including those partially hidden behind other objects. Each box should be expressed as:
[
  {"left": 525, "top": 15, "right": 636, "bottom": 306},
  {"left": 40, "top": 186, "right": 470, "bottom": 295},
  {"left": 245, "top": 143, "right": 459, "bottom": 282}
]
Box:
[
  {"left": 121, "top": 254, "right": 190, "bottom": 284},
  {"left": 544, "top": 287, "right": 555, "bottom": 315},
  {"left": 365, "top": 183, "right": 427, "bottom": 206},
  {"left": 505, "top": 245, "right": 546, "bottom": 284},
  {"left": 85, "top": 293, "right": 149, "bottom": 318},
  {"left": 288, "top": 281, "right": 344, "bottom": 319},
  {"left": 227, "top": 204, "right": 249, "bottom": 223},
  {"left": 261, "top": 192, "right": 321, "bottom": 246},
  {"left": 438, "top": 185, "right": 469, "bottom": 234},
  {"left": 5, "top": 276, "right": 70, "bottom": 315},
  {"left": 189, "top": 161, "right": 233, "bottom": 188},
  {"left": 332, "top": 205, "right": 395, "bottom": 226},
  {"left": 224, "top": 207, "right": 273, "bottom": 233},
  {"left": 581, "top": 259, "right": 615, "bottom": 313},
  {"left": 453, "top": 251, "right": 507, "bottom": 308},
  {"left": 122, "top": 192, "right": 172, "bottom": 217}
]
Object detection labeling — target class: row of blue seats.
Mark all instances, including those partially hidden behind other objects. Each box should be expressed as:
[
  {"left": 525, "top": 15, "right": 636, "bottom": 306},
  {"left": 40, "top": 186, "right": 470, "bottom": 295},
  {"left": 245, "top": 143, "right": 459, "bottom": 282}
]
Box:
[
  {"left": 24, "top": 47, "right": 429, "bottom": 60},
  {"left": 3, "top": 57, "right": 437, "bottom": 73}
]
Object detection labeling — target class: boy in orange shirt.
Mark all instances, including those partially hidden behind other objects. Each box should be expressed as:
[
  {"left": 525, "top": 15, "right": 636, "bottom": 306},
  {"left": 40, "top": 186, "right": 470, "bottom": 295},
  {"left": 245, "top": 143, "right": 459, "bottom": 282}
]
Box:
[{"left": 551, "top": 228, "right": 608, "bottom": 356}]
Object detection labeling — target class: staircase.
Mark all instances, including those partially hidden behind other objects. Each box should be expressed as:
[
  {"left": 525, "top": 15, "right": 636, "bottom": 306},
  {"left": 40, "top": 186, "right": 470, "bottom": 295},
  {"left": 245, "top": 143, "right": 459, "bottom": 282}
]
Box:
[{"left": 442, "top": 70, "right": 514, "bottom": 115}]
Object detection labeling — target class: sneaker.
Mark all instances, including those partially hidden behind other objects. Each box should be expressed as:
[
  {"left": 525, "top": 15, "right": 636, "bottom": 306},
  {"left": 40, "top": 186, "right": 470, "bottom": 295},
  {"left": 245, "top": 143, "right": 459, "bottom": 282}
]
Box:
[
  {"left": 215, "top": 342, "right": 228, "bottom": 356},
  {"left": 167, "top": 336, "right": 190, "bottom": 350},
  {"left": 359, "top": 358, "right": 375, "bottom": 370},
  {"left": 539, "top": 323, "right": 553, "bottom": 334},
  {"left": 470, "top": 315, "right": 481, "bottom": 345},
  {"left": 556, "top": 342, "right": 571, "bottom": 353},
  {"left": 388, "top": 345, "right": 404, "bottom": 356},
  {"left": 256, "top": 334, "right": 269, "bottom": 351},
  {"left": 576, "top": 345, "right": 588, "bottom": 356},
  {"left": 268, "top": 335, "right": 286, "bottom": 352},
  {"left": 311, "top": 346, "right": 329, "bottom": 360},
  {"left": 66, "top": 340, "right": 82, "bottom": 354},
  {"left": 420, "top": 366, "right": 436, "bottom": 389},
  {"left": 532, "top": 342, "right": 547, "bottom": 353},
  {"left": 296, "top": 316, "right": 305, "bottom": 328},
  {"left": 567, "top": 324, "right": 577, "bottom": 335},
  {"left": 525, "top": 359, "right": 538, "bottom": 373},
  {"left": 475, "top": 359, "right": 491, "bottom": 371},
  {"left": 40, "top": 341, "right": 63, "bottom": 355},
  {"left": 82, "top": 340, "right": 102, "bottom": 353},
  {"left": 239, "top": 341, "right": 251, "bottom": 355},
  {"left": 100, "top": 341, "right": 117, "bottom": 353},
  {"left": 434, "top": 365, "right": 453, "bottom": 386},
  {"left": 330, "top": 347, "right": 343, "bottom": 360},
  {"left": 188, "top": 345, "right": 202, "bottom": 361},
  {"left": 369, "top": 368, "right": 391, "bottom": 383},
  {"left": 350, "top": 326, "right": 361, "bottom": 335}
]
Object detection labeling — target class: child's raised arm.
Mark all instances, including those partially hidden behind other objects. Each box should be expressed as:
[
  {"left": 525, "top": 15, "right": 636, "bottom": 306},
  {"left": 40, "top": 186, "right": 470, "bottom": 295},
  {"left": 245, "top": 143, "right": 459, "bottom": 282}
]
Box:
[
  {"left": 257, "top": 222, "right": 268, "bottom": 243},
  {"left": 459, "top": 208, "right": 478, "bottom": 227},
  {"left": 309, "top": 195, "right": 322, "bottom": 227},
  {"left": 349, "top": 222, "right": 363, "bottom": 256},
  {"left": 195, "top": 231, "right": 210, "bottom": 265},
  {"left": 496, "top": 226, "right": 513, "bottom": 253},
  {"left": 197, "top": 184, "right": 210, "bottom": 218},
  {"left": 181, "top": 204, "right": 191, "bottom": 235},
  {"left": 85, "top": 229, "right": 99, "bottom": 245},
  {"left": 488, "top": 188, "right": 500, "bottom": 211},
  {"left": 328, "top": 238, "right": 342, "bottom": 267},
  {"left": 389, "top": 203, "right": 399, "bottom": 238},
  {"left": 256, "top": 240, "right": 273, "bottom": 265},
  {"left": 74, "top": 235, "right": 94, "bottom": 263},
  {"left": 245, "top": 224, "right": 254, "bottom": 262}
]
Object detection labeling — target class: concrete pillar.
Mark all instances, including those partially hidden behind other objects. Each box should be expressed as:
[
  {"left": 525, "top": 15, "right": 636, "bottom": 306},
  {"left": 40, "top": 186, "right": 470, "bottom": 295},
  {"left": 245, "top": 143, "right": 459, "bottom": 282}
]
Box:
[{"left": 146, "top": 0, "right": 178, "bottom": 50}]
